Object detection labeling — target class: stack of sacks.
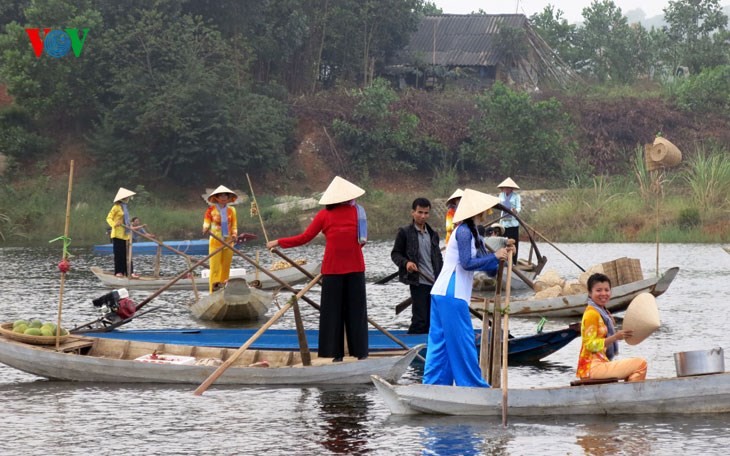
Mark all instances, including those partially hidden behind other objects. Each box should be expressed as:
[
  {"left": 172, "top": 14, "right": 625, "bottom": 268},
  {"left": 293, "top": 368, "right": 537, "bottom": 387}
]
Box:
[{"left": 533, "top": 269, "right": 564, "bottom": 299}]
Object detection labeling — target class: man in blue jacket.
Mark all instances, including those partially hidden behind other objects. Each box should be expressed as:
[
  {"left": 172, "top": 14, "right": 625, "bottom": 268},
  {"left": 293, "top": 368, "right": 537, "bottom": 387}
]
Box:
[{"left": 391, "top": 197, "right": 444, "bottom": 333}]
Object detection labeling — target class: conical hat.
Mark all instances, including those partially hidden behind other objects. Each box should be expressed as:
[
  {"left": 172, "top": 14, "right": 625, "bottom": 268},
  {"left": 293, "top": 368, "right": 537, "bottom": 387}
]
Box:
[
  {"left": 490, "top": 223, "right": 504, "bottom": 235},
  {"left": 623, "top": 293, "right": 660, "bottom": 346},
  {"left": 207, "top": 185, "right": 238, "bottom": 203},
  {"left": 318, "top": 176, "right": 365, "bottom": 205},
  {"left": 453, "top": 189, "right": 501, "bottom": 223},
  {"left": 497, "top": 177, "right": 520, "bottom": 189},
  {"left": 446, "top": 188, "right": 464, "bottom": 204},
  {"left": 202, "top": 188, "right": 245, "bottom": 205},
  {"left": 113, "top": 187, "right": 136, "bottom": 202}
]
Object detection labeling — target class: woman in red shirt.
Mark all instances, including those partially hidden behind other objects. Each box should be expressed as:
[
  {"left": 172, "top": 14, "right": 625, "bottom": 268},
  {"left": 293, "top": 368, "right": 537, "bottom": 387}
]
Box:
[{"left": 267, "top": 176, "right": 368, "bottom": 362}]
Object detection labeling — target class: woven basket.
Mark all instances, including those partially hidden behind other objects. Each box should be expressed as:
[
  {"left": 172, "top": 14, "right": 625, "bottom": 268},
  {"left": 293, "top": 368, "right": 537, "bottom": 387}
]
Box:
[
  {"left": 645, "top": 137, "right": 682, "bottom": 171},
  {"left": 0, "top": 322, "right": 70, "bottom": 345}
]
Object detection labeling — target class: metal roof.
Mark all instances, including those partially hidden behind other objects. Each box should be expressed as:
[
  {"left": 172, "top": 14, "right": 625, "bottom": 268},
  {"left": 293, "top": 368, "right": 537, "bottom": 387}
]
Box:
[{"left": 404, "top": 14, "right": 529, "bottom": 67}]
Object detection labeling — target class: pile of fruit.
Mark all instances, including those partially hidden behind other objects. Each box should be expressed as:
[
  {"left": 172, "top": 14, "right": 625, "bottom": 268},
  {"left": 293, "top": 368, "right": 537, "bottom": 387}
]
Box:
[{"left": 12, "top": 319, "right": 69, "bottom": 337}]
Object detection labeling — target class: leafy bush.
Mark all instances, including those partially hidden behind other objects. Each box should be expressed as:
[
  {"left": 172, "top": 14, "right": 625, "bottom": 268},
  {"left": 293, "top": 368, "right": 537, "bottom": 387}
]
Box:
[
  {"left": 461, "top": 82, "right": 581, "bottom": 180},
  {"left": 681, "top": 146, "right": 730, "bottom": 211},
  {"left": 677, "top": 208, "right": 700, "bottom": 230},
  {"left": 673, "top": 65, "right": 730, "bottom": 116},
  {"left": 332, "top": 78, "right": 437, "bottom": 176}
]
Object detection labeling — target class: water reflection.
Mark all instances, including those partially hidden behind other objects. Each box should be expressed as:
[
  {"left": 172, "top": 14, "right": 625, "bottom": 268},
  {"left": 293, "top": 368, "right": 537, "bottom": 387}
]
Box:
[{"left": 317, "top": 387, "right": 372, "bottom": 454}]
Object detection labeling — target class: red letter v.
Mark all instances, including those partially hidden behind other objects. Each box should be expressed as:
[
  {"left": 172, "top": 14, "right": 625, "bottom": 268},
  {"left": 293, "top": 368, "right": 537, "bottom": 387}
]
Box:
[{"left": 25, "top": 28, "right": 51, "bottom": 58}]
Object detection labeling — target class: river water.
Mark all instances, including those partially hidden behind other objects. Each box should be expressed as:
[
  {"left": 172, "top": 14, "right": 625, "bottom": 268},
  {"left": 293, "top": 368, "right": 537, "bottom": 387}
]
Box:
[{"left": 0, "top": 242, "right": 729, "bottom": 455}]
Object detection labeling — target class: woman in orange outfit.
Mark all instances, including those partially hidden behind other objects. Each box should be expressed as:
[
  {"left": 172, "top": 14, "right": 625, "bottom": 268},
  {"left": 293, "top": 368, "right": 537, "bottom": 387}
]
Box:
[
  {"left": 577, "top": 273, "right": 647, "bottom": 382},
  {"left": 202, "top": 185, "right": 238, "bottom": 292}
]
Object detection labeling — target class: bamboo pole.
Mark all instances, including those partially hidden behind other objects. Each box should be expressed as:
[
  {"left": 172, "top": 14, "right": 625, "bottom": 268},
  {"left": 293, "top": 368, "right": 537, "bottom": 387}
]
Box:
[
  {"left": 54, "top": 160, "right": 74, "bottom": 349},
  {"left": 501, "top": 254, "right": 514, "bottom": 427},
  {"left": 194, "top": 274, "right": 322, "bottom": 395}
]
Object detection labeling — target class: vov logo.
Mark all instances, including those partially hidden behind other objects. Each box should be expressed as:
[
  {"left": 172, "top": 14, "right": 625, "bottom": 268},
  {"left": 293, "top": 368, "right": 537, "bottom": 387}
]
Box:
[{"left": 25, "top": 28, "right": 89, "bottom": 58}]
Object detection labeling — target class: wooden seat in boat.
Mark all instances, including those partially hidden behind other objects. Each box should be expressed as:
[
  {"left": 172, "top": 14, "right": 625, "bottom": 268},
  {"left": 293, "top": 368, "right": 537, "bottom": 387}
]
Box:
[{"left": 570, "top": 377, "right": 620, "bottom": 386}]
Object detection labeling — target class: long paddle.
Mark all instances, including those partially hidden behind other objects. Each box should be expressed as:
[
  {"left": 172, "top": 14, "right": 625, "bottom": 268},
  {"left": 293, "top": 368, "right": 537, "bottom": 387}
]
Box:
[
  {"left": 253, "top": 239, "right": 423, "bottom": 361},
  {"left": 123, "top": 224, "right": 210, "bottom": 269},
  {"left": 518, "top": 218, "right": 584, "bottom": 272},
  {"left": 194, "top": 274, "right": 322, "bottom": 396},
  {"left": 394, "top": 271, "right": 483, "bottom": 320},
  {"left": 501, "top": 254, "right": 514, "bottom": 427}
]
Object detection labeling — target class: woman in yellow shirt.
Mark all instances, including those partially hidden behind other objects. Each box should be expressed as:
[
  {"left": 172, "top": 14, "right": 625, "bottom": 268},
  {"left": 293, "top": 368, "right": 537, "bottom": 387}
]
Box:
[
  {"left": 202, "top": 185, "right": 238, "bottom": 292},
  {"left": 106, "top": 187, "right": 138, "bottom": 278},
  {"left": 577, "top": 273, "right": 647, "bottom": 382}
]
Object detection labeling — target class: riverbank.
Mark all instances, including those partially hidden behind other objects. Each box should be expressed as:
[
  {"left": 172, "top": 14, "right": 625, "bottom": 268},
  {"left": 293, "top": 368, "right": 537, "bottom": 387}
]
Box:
[{"left": 1, "top": 165, "right": 728, "bottom": 247}]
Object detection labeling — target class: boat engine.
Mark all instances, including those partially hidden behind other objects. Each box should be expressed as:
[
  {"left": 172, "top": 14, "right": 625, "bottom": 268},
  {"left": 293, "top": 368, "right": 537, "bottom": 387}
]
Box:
[{"left": 92, "top": 288, "right": 136, "bottom": 322}]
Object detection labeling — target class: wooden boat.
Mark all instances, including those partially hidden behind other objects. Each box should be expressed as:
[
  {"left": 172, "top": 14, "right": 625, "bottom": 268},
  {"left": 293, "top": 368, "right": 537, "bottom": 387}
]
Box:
[
  {"left": 93, "top": 239, "right": 209, "bottom": 256},
  {"left": 371, "top": 371, "right": 730, "bottom": 416},
  {"left": 189, "top": 278, "right": 273, "bottom": 321},
  {"left": 471, "top": 267, "right": 679, "bottom": 318},
  {"left": 90, "top": 262, "right": 322, "bottom": 291},
  {"left": 0, "top": 332, "right": 420, "bottom": 385},
  {"left": 83, "top": 325, "right": 580, "bottom": 364}
]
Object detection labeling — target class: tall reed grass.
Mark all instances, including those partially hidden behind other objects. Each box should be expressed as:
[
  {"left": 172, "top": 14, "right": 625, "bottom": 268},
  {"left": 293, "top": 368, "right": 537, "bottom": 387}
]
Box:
[{"left": 681, "top": 147, "right": 730, "bottom": 212}]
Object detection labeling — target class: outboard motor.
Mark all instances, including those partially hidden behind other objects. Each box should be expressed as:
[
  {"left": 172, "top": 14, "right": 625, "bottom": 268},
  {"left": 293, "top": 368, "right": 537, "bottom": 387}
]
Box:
[{"left": 92, "top": 288, "right": 136, "bottom": 322}]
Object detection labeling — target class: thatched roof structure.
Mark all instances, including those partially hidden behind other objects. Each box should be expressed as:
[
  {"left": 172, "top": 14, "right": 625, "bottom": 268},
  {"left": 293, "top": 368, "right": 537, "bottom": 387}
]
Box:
[{"left": 391, "top": 14, "right": 580, "bottom": 89}]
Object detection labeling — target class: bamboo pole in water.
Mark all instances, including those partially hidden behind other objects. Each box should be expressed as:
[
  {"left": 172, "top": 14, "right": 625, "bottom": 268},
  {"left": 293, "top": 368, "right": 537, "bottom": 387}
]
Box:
[{"left": 54, "top": 160, "right": 74, "bottom": 349}]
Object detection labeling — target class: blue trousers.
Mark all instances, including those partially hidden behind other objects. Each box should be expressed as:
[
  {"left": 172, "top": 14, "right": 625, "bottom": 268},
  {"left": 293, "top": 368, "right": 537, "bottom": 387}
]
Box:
[{"left": 423, "top": 273, "right": 489, "bottom": 387}]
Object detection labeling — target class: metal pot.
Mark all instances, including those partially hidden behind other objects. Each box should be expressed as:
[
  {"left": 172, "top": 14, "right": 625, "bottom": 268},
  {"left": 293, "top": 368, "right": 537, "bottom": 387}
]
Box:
[{"left": 674, "top": 347, "right": 725, "bottom": 377}]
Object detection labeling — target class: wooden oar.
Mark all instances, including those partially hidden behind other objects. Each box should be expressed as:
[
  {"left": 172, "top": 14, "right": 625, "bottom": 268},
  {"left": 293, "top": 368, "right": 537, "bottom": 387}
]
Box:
[
  {"left": 519, "top": 219, "right": 584, "bottom": 272},
  {"left": 253, "top": 236, "right": 423, "bottom": 361},
  {"left": 194, "top": 274, "right": 322, "bottom": 396},
  {"left": 481, "top": 259, "right": 502, "bottom": 384},
  {"left": 53, "top": 160, "right": 74, "bottom": 349},
  {"left": 374, "top": 270, "right": 399, "bottom": 285},
  {"left": 501, "top": 254, "right": 514, "bottom": 427},
  {"left": 123, "top": 224, "right": 210, "bottom": 269}
]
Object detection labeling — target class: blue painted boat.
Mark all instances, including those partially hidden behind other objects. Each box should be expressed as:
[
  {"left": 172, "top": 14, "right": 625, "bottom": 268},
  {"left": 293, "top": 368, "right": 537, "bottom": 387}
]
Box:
[
  {"left": 93, "top": 239, "right": 209, "bottom": 256},
  {"left": 87, "top": 325, "right": 580, "bottom": 363}
]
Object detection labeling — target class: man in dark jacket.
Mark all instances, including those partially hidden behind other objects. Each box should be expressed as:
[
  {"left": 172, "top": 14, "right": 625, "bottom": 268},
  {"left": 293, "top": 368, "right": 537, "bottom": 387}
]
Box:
[{"left": 391, "top": 197, "right": 443, "bottom": 333}]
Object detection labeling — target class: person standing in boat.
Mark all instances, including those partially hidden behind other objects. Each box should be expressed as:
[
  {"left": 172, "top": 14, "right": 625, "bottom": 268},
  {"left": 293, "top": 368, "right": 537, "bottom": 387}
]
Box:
[
  {"left": 202, "top": 185, "right": 238, "bottom": 292},
  {"left": 267, "top": 176, "right": 368, "bottom": 362},
  {"left": 391, "top": 197, "right": 443, "bottom": 334},
  {"left": 106, "top": 187, "right": 139, "bottom": 278},
  {"left": 577, "top": 273, "right": 648, "bottom": 382},
  {"left": 497, "top": 177, "right": 521, "bottom": 260},
  {"left": 424, "top": 189, "right": 514, "bottom": 387},
  {"left": 444, "top": 188, "right": 463, "bottom": 245}
]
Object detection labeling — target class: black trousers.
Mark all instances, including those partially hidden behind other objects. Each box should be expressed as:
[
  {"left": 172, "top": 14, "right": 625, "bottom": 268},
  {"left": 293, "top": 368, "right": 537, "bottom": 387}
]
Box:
[
  {"left": 408, "top": 284, "right": 432, "bottom": 334},
  {"left": 112, "top": 238, "right": 133, "bottom": 275},
  {"left": 504, "top": 226, "right": 520, "bottom": 260},
  {"left": 319, "top": 272, "right": 368, "bottom": 358}
]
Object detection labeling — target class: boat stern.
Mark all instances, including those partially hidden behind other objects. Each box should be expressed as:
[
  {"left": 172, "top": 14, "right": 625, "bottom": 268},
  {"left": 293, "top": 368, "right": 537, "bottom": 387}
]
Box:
[{"left": 371, "top": 375, "right": 419, "bottom": 415}]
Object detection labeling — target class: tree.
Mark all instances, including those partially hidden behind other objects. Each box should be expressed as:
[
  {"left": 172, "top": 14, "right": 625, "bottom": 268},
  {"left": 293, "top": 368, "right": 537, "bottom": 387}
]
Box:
[
  {"left": 530, "top": 5, "right": 579, "bottom": 66},
  {"left": 576, "top": 0, "right": 643, "bottom": 83},
  {"left": 664, "top": 0, "right": 729, "bottom": 73}
]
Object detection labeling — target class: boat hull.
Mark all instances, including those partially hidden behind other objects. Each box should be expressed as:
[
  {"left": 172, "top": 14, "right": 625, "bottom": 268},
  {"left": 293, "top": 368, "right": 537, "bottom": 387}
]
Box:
[
  {"left": 0, "top": 335, "right": 419, "bottom": 385},
  {"left": 93, "top": 239, "right": 209, "bottom": 256},
  {"left": 472, "top": 267, "right": 679, "bottom": 318},
  {"left": 86, "top": 326, "right": 580, "bottom": 364},
  {"left": 371, "top": 372, "right": 730, "bottom": 416},
  {"left": 90, "top": 262, "right": 321, "bottom": 291}
]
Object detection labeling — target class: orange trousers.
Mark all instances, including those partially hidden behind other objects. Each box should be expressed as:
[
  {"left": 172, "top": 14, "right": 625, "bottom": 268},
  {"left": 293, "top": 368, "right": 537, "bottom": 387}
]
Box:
[
  {"left": 589, "top": 357, "right": 648, "bottom": 382},
  {"left": 208, "top": 238, "right": 233, "bottom": 292}
]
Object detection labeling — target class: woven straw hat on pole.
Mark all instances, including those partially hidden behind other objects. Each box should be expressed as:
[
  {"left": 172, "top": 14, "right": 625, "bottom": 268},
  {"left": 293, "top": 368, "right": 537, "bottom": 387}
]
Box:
[
  {"left": 453, "top": 189, "right": 501, "bottom": 223},
  {"left": 623, "top": 293, "right": 661, "bottom": 345},
  {"left": 645, "top": 137, "right": 682, "bottom": 171},
  {"left": 318, "top": 176, "right": 365, "bottom": 205}
]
